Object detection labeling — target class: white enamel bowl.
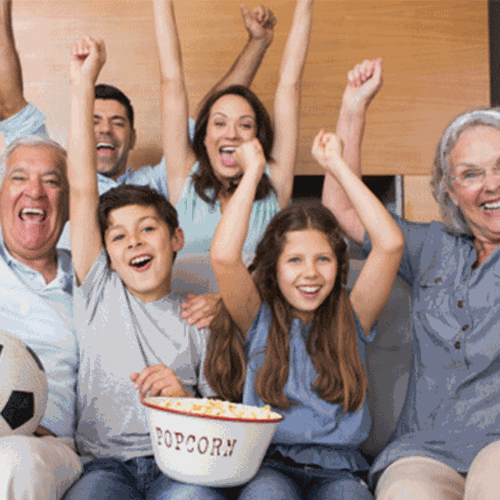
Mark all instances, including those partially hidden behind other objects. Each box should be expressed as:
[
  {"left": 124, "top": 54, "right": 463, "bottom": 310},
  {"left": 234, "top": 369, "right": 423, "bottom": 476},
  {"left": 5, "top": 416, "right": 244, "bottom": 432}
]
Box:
[{"left": 143, "top": 397, "right": 283, "bottom": 487}]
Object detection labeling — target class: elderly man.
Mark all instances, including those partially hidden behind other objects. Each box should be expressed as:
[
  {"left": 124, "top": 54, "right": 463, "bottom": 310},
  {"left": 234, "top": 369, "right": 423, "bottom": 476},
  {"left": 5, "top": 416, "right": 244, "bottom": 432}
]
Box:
[{"left": 0, "top": 135, "right": 82, "bottom": 500}]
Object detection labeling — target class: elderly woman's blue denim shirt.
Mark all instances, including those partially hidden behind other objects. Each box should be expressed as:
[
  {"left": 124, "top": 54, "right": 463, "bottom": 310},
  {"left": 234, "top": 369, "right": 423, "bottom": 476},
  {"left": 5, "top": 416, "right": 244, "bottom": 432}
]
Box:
[{"left": 366, "top": 216, "right": 500, "bottom": 485}]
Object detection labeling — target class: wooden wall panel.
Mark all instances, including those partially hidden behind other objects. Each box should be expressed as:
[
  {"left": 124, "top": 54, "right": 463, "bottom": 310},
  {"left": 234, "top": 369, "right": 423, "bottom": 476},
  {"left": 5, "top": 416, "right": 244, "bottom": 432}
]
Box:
[
  {"left": 7, "top": 0, "right": 489, "bottom": 179},
  {"left": 404, "top": 175, "right": 441, "bottom": 222}
]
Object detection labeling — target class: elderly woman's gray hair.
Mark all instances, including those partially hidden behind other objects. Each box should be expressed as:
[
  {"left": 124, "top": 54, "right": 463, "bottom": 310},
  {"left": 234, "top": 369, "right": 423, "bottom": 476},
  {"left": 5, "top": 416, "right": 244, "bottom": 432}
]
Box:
[
  {"left": 0, "top": 135, "right": 67, "bottom": 184},
  {"left": 431, "top": 108, "right": 500, "bottom": 236}
]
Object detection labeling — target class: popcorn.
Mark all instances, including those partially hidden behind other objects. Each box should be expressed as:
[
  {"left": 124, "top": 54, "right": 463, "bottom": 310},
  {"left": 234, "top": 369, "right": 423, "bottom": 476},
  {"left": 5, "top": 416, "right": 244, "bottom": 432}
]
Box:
[{"left": 158, "top": 398, "right": 280, "bottom": 421}]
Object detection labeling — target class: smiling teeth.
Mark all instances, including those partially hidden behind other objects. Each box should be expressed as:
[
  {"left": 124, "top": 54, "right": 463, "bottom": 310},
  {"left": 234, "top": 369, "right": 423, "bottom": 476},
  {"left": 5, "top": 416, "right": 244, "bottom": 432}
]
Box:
[
  {"left": 20, "top": 208, "right": 46, "bottom": 221},
  {"left": 130, "top": 256, "right": 152, "bottom": 266},
  {"left": 482, "top": 201, "right": 500, "bottom": 211},
  {"left": 22, "top": 208, "right": 44, "bottom": 216},
  {"left": 298, "top": 286, "right": 321, "bottom": 293},
  {"left": 220, "top": 147, "right": 236, "bottom": 153},
  {"left": 97, "top": 142, "right": 115, "bottom": 150}
]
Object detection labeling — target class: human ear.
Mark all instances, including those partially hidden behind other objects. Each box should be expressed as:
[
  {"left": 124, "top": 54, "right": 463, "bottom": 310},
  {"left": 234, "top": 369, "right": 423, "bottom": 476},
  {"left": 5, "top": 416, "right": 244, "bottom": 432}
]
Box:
[
  {"left": 130, "top": 128, "right": 137, "bottom": 150},
  {"left": 171, "top": 227, "right": 184, "bottom": 252},
  {"left": 446, "top": 184, "right": 460, "bottom": 206}
]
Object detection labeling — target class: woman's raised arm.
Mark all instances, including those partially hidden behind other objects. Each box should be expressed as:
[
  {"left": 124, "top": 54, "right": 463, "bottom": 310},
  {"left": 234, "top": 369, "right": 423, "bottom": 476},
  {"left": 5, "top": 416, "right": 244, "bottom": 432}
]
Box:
[
  {"left": 312, "top": 130, "right": 404, "bottom": 335},
  {"left": 322, "top": 58, "right": 383, "bottom": 245},
  {"left": 270, "top": 0, "right": 314, "bottom": 208},
  {"left": 153, "top": 0, "right": 195, "bottom": 206}
]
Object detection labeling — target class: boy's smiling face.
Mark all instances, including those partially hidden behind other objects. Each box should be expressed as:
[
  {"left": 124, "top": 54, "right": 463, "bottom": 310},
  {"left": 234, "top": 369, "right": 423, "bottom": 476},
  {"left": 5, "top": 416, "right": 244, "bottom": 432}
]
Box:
[{"left": 104, "top": 204, "right": 184, "bottom": 302}]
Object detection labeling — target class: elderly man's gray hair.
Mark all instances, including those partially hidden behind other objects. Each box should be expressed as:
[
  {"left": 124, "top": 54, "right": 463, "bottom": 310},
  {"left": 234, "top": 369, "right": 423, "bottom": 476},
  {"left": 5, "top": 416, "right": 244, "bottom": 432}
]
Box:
[
  {"left": 431, "top": 107, "right": 500, "bottom": 236},
  {"left": 0, "top": 135, "right": 67, "bottom": 184}
]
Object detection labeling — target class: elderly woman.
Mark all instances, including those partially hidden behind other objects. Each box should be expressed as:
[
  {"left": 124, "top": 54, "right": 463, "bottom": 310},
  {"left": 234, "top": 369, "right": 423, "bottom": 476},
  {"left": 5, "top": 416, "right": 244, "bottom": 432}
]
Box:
[{"left": 324, "top": 105, "right": 500, "bottom": 500}]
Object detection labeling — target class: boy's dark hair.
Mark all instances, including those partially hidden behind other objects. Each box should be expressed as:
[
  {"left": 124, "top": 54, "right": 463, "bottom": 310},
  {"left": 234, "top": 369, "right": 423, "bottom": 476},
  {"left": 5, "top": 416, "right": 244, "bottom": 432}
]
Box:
[
  {"left": 95, "top": 84, "right": 135, "bottom": 128},
  {"left": 98, "top": 185, "right": 179, "bottom": 251}
]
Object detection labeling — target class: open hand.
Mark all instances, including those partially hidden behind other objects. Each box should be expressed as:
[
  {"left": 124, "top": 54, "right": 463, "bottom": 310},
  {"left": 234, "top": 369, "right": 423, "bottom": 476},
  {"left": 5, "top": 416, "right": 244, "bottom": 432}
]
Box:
[
  {"left": 70, "top": 36, "right": 106, "bottom": 87},
  {"left": 342, "top": 58, "right": 383, "bottom": 113},
  {"left": 130, "top": 364, "right": 192, "bottom": 398},
  {"left": 180, "top": 292, "right": 221, "bottom": 328},
  {"left": 240, "top": 4, "right": 277, "bottom": 46}
]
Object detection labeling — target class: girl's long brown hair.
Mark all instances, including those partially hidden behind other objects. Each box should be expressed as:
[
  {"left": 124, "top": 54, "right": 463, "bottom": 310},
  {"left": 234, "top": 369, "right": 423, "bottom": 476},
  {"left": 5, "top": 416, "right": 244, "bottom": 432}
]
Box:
[{"left": 204, "top": 201, "right": 367, "bottom": 412}]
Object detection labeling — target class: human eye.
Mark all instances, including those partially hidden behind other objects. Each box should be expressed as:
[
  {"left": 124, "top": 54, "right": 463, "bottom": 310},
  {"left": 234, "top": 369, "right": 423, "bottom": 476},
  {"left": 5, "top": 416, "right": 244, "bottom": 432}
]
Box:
[
  {"left": 43, "top": 176, "right": 61, "bottom": 186},
  {"left": 241, "top": 122, "right": 253, "bottom": 130},
  {"left": 318, "top": 255, "right": 332, "bottom": 262},
  {"left": 8, "top": 169, "right": 26, "bottom": 181},
  {"left": 110, "top": 233, "right": 124, "bottom": 242},
  {"left": 112, "top": 119, "right": 126, "bottom": 128},
  {"left": 460, "top": 169, "right": 482, "bottom": 181},
  {"left": 288, "top": 256, "right": 300, "bottom": 263},
  {"left": 142, "top": 225, "right": 155, "bottom": 233}
]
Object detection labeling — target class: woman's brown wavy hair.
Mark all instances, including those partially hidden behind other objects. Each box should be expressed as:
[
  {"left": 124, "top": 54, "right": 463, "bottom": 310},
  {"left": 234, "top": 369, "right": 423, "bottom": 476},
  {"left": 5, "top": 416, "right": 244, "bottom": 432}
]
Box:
[
  {"left": 192, "top": 85, "right": 275, "bottom": 205},
  {"left": 204, "top": 200, "right": 367, "bottom": 413}
]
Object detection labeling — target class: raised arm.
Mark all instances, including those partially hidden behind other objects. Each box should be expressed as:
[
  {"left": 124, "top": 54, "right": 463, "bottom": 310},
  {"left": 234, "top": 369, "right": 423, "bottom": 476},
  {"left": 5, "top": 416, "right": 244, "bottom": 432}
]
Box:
[
  {"left": 195, "top": 4, "right": 276, "bottom": 115},
  {"left": 0, "top": 0, "right": 26, "bottom": 119},
  {"left": 270, "top": 0, "right": 314, "bottom": 208},
  {"left": 312, "top": 131, "right": 404, "bottom": 335},
  {"left": 154, "top": 0, "right": 195, "bottom": 207},
  {"left": 210, "top": 138, "right": 264, "bottom": 335},
  {"left": 322, "top": 59, "right": 383, "bottom": 244},
  {"left": 68, "top": 37, "right": 106, "bottom": 285}
]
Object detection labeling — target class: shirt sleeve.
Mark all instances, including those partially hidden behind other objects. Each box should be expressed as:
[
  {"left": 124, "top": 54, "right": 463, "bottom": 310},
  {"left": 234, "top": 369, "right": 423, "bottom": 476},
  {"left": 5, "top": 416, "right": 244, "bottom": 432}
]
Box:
[
  {"left": 362, "top": 213, "right": 430, "bottom": 287},
  {"left": 0, "top": 103, "right": 48, "bottom": 146},
  {"left": 126, "top": 117, "right": 197, "bottom": 200},
  {"left": 77, "top": 248, "right": 111, "bottom": 303}
]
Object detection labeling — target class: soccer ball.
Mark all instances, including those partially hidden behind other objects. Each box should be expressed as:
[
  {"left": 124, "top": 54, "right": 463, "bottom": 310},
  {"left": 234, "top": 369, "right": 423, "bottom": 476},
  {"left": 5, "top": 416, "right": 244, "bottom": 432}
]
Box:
[{"left": 0, "top": 331, "right": 48, "bottom": 437}]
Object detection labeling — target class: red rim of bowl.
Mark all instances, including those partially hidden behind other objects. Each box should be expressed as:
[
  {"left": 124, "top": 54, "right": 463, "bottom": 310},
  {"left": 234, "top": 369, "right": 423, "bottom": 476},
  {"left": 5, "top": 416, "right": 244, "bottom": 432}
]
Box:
[{"left": 142, "top": 398, "right": 284, "bottom": 424}]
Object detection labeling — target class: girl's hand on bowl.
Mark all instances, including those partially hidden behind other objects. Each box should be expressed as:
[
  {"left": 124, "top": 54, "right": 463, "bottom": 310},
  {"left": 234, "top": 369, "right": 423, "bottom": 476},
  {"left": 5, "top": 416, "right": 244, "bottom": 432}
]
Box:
[
  {"left": 234, "top": 138, "right": 266, "bottom": 176},
  {"left": 130, "top": 364, "right": 193, "bottom": 398}
]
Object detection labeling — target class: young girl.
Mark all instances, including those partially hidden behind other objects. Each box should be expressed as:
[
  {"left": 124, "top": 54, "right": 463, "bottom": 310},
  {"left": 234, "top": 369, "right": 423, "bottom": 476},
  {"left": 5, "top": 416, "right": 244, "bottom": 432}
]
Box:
[{"left": 202, "top": 133, "right": 404, "bottom": 500}]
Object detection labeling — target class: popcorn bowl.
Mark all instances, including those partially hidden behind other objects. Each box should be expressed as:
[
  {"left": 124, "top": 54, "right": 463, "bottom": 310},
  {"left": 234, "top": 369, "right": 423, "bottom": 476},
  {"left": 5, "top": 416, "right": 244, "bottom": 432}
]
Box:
[{"left": 143, "top": 397, "right": 284, "bottom": 487}]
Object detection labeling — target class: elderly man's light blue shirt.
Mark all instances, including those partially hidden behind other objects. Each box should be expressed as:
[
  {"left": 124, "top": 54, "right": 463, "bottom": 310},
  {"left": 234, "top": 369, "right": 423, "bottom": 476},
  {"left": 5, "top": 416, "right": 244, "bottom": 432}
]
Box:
[
  {"left": 366, "top": 216, "right": 500, "bottom": 484},
  {"left": 0, "top": 236, "right": 77, "bottom": 437}
]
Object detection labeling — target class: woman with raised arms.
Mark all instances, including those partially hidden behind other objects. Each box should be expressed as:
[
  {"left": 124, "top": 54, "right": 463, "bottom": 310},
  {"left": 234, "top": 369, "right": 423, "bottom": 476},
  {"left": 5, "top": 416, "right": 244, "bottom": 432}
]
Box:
[{"left": 153, "top": 0, "right": 313, "bottom": 255}]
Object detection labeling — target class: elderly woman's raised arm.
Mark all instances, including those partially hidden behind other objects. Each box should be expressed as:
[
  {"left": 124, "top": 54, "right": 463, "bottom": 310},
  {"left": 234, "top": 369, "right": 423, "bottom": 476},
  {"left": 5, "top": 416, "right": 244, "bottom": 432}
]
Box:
[
  {"left": 322, "top": 58, "right": 383, "bottom": 245},
  {"left": 269, "top": 0, "right": 314, "bottom": 208}
]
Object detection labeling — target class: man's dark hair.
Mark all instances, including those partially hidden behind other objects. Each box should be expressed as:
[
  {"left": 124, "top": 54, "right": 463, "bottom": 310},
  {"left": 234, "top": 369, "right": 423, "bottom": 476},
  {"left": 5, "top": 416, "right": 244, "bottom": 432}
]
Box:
[{"left": 95, "top": 84, "right": 135, "bottom": 128}]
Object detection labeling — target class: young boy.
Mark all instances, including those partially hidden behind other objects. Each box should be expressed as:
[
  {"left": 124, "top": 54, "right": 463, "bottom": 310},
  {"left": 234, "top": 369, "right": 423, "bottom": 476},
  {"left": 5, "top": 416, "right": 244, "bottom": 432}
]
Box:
[{"left": 64, "top": 37, "right": 209, "bottom": 499}]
